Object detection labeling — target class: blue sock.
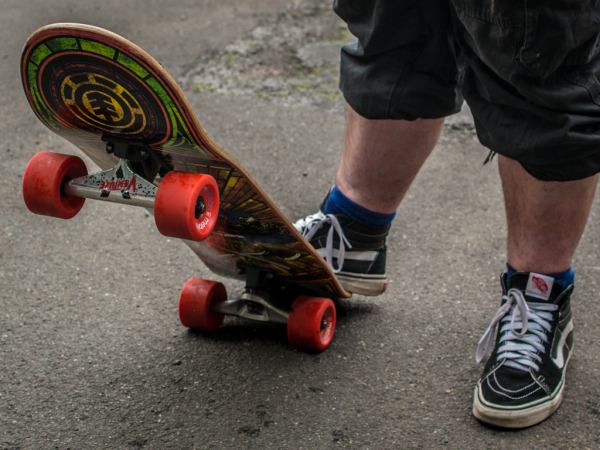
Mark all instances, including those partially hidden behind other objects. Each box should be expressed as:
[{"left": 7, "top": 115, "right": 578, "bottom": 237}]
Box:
[
  {"left": 323, "top": 185, "right": 396, "bottom": 227},
  {"left": 505, "top": 264, "right": 575, "bottom": 286},
  {"left": 505, "top": 264, "right": 516, "bottom": 279}
]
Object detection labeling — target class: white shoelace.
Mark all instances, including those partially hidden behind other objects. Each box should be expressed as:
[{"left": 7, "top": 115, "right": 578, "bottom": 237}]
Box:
[
  {"left": 476, "top": 288, "right": 558, "bottom": 372},
  {"left": 294, "top": 211, "right": 352, "bottom": 273}
]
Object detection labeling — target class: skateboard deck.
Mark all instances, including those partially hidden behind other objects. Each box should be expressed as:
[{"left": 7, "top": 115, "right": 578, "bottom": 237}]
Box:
[{"left": 21, "top": 23, "right": 349, "bottom": 301}]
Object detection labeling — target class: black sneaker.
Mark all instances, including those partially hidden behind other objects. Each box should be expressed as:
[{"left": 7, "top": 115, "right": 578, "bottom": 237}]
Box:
[
  {"left": 294, "top": 206, "right": 389, "bottom": 296},
  {"left": 473, "top": 271, "right": 574, "bottom": 428}
]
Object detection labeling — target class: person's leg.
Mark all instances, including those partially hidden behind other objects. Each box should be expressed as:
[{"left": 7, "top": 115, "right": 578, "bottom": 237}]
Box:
[
  {"left": 336, "top": 107, "right": 444, "bottom": 214},
  {"left": 472, "top": 156, "right": 597, "bottom": 429},
  {"left": 296, "top": 0, "right": 462, "bottom": 295},
  {"left": 500, "top": 156, "right": 598, "bottom": 274},
  {"left": 451, "top": 0, "right": 600, "bottom": 428},
  {"left": 295, "top": 109, "right": 444, "bottom": 295}
]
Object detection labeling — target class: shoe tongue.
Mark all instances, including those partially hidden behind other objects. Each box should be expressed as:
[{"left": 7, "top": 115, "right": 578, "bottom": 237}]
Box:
[{"left": 508, "top": 272, "right": 562, "bottom": 302}]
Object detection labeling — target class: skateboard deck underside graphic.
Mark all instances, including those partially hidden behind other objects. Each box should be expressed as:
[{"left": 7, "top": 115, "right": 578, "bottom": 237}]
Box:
[{"left": 21, "top": 24, "right": 348, "bottom": 299}]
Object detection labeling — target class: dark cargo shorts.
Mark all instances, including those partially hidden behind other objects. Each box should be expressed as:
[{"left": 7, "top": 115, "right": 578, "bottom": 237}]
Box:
[{"left": 334, "top": 0, "right": 600, "bottom": 181}]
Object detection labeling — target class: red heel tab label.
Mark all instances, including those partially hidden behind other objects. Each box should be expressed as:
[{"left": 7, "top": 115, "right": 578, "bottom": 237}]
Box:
[{"left": 526, "top": 273, "right": 554, "bottom": 300}]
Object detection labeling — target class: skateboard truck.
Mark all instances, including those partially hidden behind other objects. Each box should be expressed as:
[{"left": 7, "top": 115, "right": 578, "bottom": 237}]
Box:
[
  {"left": 65, "top": 157, "right": 158, "bottom": 209},
  {"left": 63, "top": 137, "right": 181, "bottom": 209},
  {"left": 61, "top": 138, "right": 161, "bottom": 208},
  {"left": 215, "top": 267, "right": 289, "bottom": 324},
  {"left": 178, "top": 267, "right": 338, "bottom": 351},
  {"left": 22, "top": 143, "right": 221, "bottom": 242}
]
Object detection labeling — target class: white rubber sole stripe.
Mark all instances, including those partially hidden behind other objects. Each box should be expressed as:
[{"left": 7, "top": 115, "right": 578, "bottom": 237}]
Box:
[
  {"left": 337, "top": 273, "right": 388, "bottom": 296},
  {"left": 317, "top": 248, "right": 379, "bottom": 262},
  {"left": 337, "top": 271, "right": 387, "bottom": 280}
]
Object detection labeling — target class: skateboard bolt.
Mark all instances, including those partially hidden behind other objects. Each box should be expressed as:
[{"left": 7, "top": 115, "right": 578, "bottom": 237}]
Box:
[{"left": 194, "top": 197, "right": 206, "bottom": 219}]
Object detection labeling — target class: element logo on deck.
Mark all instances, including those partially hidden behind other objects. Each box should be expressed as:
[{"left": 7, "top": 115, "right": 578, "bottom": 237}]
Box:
[{"left": 60, "top": 73, "right": 146, "bottom": 134}]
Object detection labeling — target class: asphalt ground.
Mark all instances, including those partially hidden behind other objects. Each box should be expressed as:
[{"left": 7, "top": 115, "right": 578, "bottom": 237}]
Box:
[{"left": 1, "top": 1, "right": 600, "bottom": 448}]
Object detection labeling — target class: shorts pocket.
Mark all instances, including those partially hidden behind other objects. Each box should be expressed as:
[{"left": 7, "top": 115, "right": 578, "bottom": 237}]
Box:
[{"left": 519, "top": 4, "right": 600, "bottom": 78}]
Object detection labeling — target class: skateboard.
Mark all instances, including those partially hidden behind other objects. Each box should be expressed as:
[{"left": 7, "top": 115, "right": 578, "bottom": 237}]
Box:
[{"left": 21, "top": 23, "right": 350, "bottom": 352}]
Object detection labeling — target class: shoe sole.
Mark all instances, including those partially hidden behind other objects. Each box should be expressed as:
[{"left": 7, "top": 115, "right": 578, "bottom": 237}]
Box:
[
  {"left": 336, "top": 273, "right": 388, "bottom": 296},
  {"left": 473, "top": 348, "right": 573, "bottom": 429}
]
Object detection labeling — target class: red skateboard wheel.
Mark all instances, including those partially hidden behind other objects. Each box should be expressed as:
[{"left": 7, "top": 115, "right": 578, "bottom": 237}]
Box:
[
  {"left": 22, "top": 151, "right": 87, "bottom": 219},
  {"left": 287, "top": 296, "right": 336, "bottom": 352},
  {"left": 154, "top": 171, "right": 219, "bottom": 241},
  {"left": 178, "top": 278, "right": 227, "bottom": 332}
]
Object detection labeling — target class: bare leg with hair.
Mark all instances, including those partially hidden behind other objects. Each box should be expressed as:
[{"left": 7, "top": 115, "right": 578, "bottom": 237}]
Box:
[
  {"left": 294, "top": 106, "right": 445, "bottom": 295},
  {"left": 474, "top": 156, "right": 598, "bottom": 428},
  {"left": 335, "top": 107, "right": 445, "bottom": 214},
  {"left": 499, "top": 155, "right": 599, "bottom": 274}
]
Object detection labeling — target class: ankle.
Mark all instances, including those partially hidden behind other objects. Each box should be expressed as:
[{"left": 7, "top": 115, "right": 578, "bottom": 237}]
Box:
[
  {"left": 323, "top": 185, "right": 396, "bottom": 228},
  {"left": 505, "top": 264, "right": 575, "bottom": 286}
]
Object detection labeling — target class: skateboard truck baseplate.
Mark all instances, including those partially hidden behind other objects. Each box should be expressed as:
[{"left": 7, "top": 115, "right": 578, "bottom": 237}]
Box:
[{"left": 214, "top": 267, "right": 289, "bottom": 324}]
